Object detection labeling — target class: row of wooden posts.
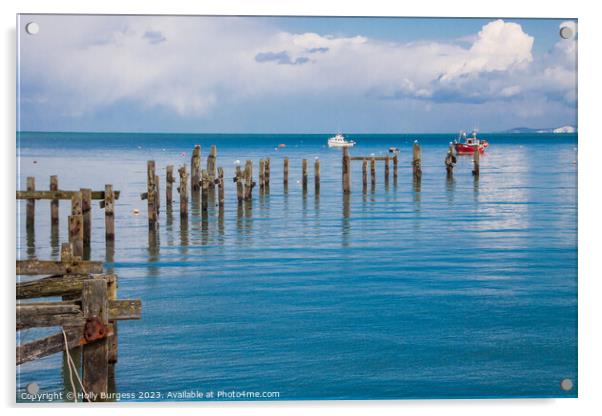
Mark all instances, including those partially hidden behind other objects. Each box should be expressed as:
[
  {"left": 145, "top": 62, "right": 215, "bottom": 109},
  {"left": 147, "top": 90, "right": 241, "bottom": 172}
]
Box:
[
  {"left": 17, "top": 176, "right": 119, "bottom": 259},
  {"left": 143, "top": 142, "right": 481, "bottom": 227}
]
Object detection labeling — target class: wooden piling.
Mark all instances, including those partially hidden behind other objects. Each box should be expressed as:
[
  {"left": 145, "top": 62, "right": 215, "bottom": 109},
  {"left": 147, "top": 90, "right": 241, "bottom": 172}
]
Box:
[
  {"left": 82, "top": 278, "right": 109, "bottom": 398},
  {"left": 218, "top": 167, "right": 225, "bottom": 209},
  {"left": 384, "top": 157, "right": 390, "bottom": 184},
  {"left": 50, "top": 176, "right": 59, "bottom": 226},
  {"left": 265, "top": 158, "right": 271, "bottom": 191},
  {"left": 235, "top": 165, "right": 244, "bottom": 203},
  {"left": 191, "top": 145, "right": 201, "bottom": 193},
  {"left": 370, "top": 156, "right": 376, "bottom": 189},
  {"left": 413, "top": 142, "right": 422, "bottom": 179},
  {"left": 178, "top": 166, "right": 188, "bottom": 218},
  {"left": 155, "top": 175, "right": 160, "bottom": 215},
  {"left": 207, "top": 145, "right": 217, "bottom": 189},
  {"left": 104, "top": 185, "right": 115, "bottom": 242},
  {"left": 147, "top": 161, "right": 157, "bottom": 228},
  {"left": 201, "top": 169, "right": 209, "bottom": 212},
  {"left": 302, "top": 159, "right": 308, "bottom": 193},
  {"left": 472, "top": 145, "right": 480, "bottom": 177},
  {"left": 26, "top": 177, "right": 35, "bottom": 230},
  {"left": 283, "top": 157, "right": 289, "bottom": 189},
  {"left": 342, "top": 148, "right": 351, "bottom": 194},
  {"left": 393, "top": 154, "right": 398, "bottom": 181},
  {"left": 68, "top": 214, "right": 84, "bottom": 258},
  {"left": 362, "top": 160, "right": 368, "bottom": 193},
  {"left": 81, "top": 188, "right": 92, "bottom": 251},
  {"left": 314, "top": 158, "right": 320, "bottom": 194},
  {"left": 445, "top": 143, "right": 456, "bottom": 177},
  {"left": 166, "top": 165, "right": 174, "bottom": 207},
  {"left": 259, "top": 159, "right": 265, "bottom": 192},
  {"left": 244, "top": 160, "right": 253, "bottom": 201}
]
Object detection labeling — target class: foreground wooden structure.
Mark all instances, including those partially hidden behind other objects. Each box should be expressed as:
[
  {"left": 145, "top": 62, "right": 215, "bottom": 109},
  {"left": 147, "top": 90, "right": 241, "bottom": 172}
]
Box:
[{"left": 16, "top": 243, "right": 141, "bottom": 401}]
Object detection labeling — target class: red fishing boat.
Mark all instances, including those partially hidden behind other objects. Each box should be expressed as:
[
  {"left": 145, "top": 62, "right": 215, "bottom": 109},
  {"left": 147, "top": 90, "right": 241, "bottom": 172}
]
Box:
[{"left": 453, "top": 131, "right": 489, "bottom": 155}]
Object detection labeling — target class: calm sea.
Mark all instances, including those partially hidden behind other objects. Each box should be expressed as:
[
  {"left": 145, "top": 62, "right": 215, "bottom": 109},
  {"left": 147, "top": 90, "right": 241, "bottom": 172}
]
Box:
[{"left": 16, "top": 132, "right": 578, "bottom": 401}]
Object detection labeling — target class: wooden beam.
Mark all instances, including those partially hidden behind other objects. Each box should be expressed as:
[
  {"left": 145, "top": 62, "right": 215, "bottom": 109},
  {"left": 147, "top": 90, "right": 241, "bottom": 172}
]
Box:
[
  {"left": 17, "top": 190, "right": 120, "bottom": 200},
  {"left": 108, "top": 299, "right": 142, "bottom": 321},
  {"left": 16, "top": 260, "right": 103, "bottom": 275},
  {"left": 17, "top": 327, "right": 81, "bottom": 366},
  {"left": 17, "top": 303, "right": 84, "bottom": 330},
  {"left": 350, "top": 156, "right": 391, "bottom": 161},
  {"left": 16, "top": 274, "right": 115, "bottom": 299}
]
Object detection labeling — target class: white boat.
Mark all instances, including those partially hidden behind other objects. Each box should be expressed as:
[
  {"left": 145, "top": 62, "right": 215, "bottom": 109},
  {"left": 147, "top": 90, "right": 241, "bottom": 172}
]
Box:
[{"left": 328, "top": 133, "right": 355, "bottom": 148}]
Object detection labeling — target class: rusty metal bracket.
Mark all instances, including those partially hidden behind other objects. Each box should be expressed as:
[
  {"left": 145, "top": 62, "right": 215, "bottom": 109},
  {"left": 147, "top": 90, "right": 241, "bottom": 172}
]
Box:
[{"left": 84, "top": 316, "right": 108, "bottom": 342}]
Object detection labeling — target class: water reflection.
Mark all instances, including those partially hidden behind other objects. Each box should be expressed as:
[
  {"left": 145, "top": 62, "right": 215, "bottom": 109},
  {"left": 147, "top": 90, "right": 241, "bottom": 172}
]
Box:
[
  {"left": 342, "top": 193, "right": 351, "bottom": 248},
  {"left": 26, "top": 223, "right": 35, "bottom": 259},
  {"left": 179, "top": 217, "right": 189, "bottom": 255},
  {"left": 446, "top": 176, "right": 455, "bottom": 206},
  {"left": 148, "top": 228, "right": 160, "bottom": 276},
  {"left": 50, "top": 224, "right": 59, "bottom": 259}
]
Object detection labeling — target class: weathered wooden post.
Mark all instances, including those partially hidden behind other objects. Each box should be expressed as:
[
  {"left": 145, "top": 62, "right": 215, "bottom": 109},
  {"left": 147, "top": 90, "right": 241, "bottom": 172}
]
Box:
[
  {"left": 393, "top": 153, "right": 399, "bottom": 183},
  {"left": 385, "top": 157, "right": 390, "bottom": 185},
  {"left": 147, "top": 161, "right": 157, "bottom": 228},
  {"left": 82, "top": 278, "right": 109, "bottom": 398},
  {"left": 155, "top": 175, "right": 160, "bottom": 215},
  {"left": 413, "top": 142, "right": 422, "bottom": 179},
  {"left": 50, "top": 175, "right": 59, "bottom": 226},
  {"left": 235, "top": 165, "right": 244, "bottom": 203},
  {"left": 445, "top": 143, "right": 456, "bottom": 178},
  {"left": 370, "top": 156, "right": 376, "bottom": 189},
  {"left": 81, "top": 188, "right": 92, "bottom": 253},
  {"left": 201, "top": 169, "right": 209, "bottom": 212},
  {"left": 265, "top": 158, "right": 271, "bottom": 191},
  {"left": 283, "top": 157, "right": 289, "bottom": 190},
  {"left": 342, "top": 148, "right": 351, "bottom": 194},
  {"left": 69, "top": 191, "right": 84, "bottom": 258},
  {"left": 244, "top": 160, "right": 253, "bottom": 201},
  {"left": 218, "top": 167, "right": 225, "bottom": 209},
  {"left": 472, "top": 145, "right": 480, "bottom": 177},
  {"left": 26, "top": 177, "right": 35, "bottom": 230},
  {"left": 314, "top": 158, "right": 320, "bottom": 194},
  {"left": 178, "top": 165, "right": 188, "bottom": 218},
  {"left": 207, "top": 145, "right": 217, "bottom": 189},
  {"left": 259, "top": 159, "right": 265, "bottom": 193},
  {"left": 104, "top": 185, "right": 115, "bottom": 242},
  {"left": 191, "top": 145, "right": 201, "bottom": 193},
  {"left": 302, "top": 159, "right": 308, "bottom": 193},
  {"left": 362, "top": 160, "right": 368, "bottom": 193},
  {"left": 166, "top": 165, "right": 174, "bottom": 207}
]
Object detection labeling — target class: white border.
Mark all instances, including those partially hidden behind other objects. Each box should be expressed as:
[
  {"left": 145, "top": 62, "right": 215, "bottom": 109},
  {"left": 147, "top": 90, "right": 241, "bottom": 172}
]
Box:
[{"left": 2, "top": 1, "right": 601, "bottom": 415}]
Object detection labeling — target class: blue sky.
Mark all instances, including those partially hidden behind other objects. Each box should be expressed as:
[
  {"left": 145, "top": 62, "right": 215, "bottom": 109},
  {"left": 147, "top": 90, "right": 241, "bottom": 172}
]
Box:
[{"left": 18, "top": 15, "right": 577, "bottom": 133}]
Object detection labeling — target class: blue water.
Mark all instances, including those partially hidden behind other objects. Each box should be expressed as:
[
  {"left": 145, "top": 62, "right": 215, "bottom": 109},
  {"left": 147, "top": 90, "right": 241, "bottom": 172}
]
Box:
[{"left": 16, "top": 132, "right": 578, "bottom": 401}]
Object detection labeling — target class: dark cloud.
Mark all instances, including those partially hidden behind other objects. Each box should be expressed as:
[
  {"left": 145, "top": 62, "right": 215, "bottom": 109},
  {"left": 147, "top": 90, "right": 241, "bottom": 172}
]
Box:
[
  {"left": 143, "top": 30, "right": 166, "bottom": 45},
  {"left": 307, "top": 47, "right": 329, "bottom": 54},
  {"left": 255, "top": 51, "right": 310, "bottom": 65}
]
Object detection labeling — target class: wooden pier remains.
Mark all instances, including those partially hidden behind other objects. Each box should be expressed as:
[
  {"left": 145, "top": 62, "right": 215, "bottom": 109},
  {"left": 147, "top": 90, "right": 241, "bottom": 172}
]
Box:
[
  {"left": 412, "top": 142, "right": 422, "bottom": 180},
  {"left": 16, "top": 243, "right": 141, "bottom": 400},
  {"left": 283, "top": 157, "right": 289, "bottom": 190},
  {"left": 302, "top": 159, "right": 308, "bottom": 193},
  {"left": 138, "top": 142, "right": 483, "bottom": 227},
  {"left": 472, "top": 145, "right": 480, "bottom": 177},
  {"left": 445, "top": 143, "right": 456, "bottom": 177},
  {"left": 191, "top": 145, "right": 201, "bottom": 193},
  {"left": 17, "top": 178, "right": 120, "bottom": 259},
  {"left": 314, "top": 158, "right": 320, "bottom": 194}
]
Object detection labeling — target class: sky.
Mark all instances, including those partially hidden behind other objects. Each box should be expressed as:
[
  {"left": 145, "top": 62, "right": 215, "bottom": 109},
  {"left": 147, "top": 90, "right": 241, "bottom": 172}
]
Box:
[{"left": 17, "top": 15, "right": 577, "bottom": 133}]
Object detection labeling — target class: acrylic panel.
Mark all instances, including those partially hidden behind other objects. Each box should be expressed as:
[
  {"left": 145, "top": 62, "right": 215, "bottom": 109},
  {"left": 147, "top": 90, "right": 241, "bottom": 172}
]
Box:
[{"left": 16, "top": 14, "right": 577, "bottom": 402}]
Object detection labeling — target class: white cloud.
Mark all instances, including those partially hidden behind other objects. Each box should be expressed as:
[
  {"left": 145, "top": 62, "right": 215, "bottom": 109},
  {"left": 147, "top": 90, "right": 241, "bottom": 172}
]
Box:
[{"left": 18, "top": 16, "right": 575, "bottom": 125}]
